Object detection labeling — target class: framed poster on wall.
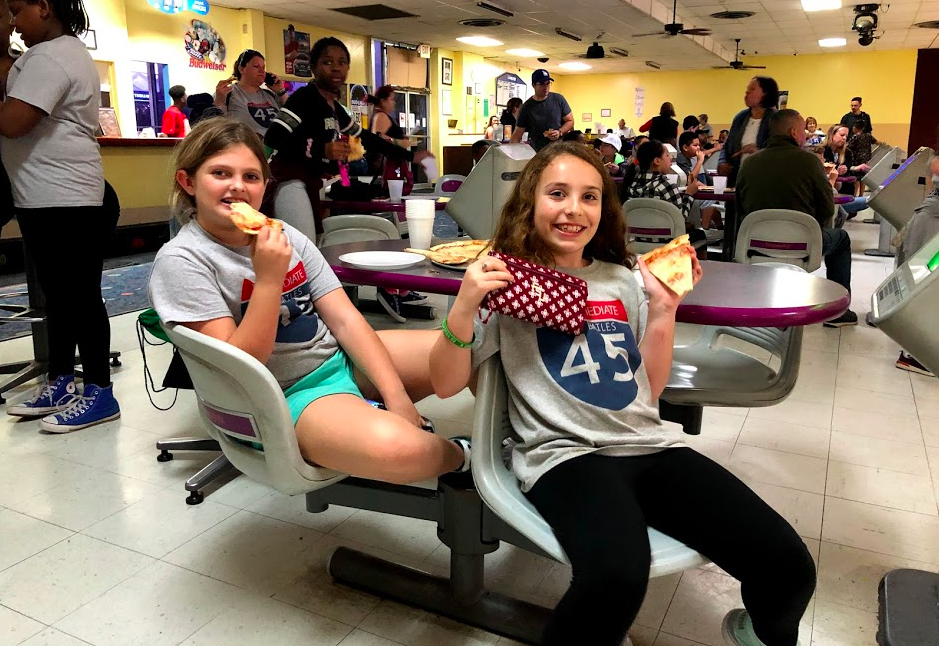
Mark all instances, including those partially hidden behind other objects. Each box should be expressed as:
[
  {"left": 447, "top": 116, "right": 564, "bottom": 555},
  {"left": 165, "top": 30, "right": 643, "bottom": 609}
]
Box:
[{"left": 442, "top": 58, "right": 453, "bottom": 86}]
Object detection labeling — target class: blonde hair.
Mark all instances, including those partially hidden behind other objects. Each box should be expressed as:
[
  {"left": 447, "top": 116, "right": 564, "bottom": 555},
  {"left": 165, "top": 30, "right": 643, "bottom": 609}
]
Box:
[
  {"left": 491, "top": 142, "right": 634, "bottom": 269},
  {"left": 170, "top": 119, "right": 271, "bottom": 224}
]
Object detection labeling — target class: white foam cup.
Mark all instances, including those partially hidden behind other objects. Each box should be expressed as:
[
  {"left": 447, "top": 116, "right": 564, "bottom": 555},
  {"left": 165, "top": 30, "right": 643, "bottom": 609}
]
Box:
[
  {"left": 712, "top": 176, "right": 728, "bottom": 195},
  {"left": 405, "top": 200, "right": 436, "bottom": 249},
  {"left": 388, "top": 179, "right": 405, "bottom": 202}
]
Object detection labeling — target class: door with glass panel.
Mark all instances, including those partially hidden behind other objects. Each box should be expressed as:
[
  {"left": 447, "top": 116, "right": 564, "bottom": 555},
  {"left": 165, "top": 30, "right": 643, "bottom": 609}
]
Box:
[{"left": 393, "top": 90, "right": 431, "bottom": 183}]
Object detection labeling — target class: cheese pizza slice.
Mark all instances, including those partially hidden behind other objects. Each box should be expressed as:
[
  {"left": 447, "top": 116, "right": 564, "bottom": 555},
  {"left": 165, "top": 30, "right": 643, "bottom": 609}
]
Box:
[
  {"left": 640, "top": 234, "right": 695, "bottom": 297},
  {"left": 228, "top": 202, "right": 283, "bottom": 235}
]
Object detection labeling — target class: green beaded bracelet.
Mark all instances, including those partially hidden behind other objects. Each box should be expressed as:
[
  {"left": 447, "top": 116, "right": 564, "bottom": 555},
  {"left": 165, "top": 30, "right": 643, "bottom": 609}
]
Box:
[{"left": 442, "top": 318, "right": 474, "bottom": 349}]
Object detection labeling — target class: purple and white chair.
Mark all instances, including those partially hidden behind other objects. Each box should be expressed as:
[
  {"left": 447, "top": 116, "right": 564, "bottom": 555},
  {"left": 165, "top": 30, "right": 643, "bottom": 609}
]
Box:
[
  {"left": 734, "top": 209, "right": 823, "bottom": 272},
  {"left": 622, "top": 197, "right": 686, "bottom": 254},
  {"left": 434, "top": 174, "right": 466, "bottom": 197}
]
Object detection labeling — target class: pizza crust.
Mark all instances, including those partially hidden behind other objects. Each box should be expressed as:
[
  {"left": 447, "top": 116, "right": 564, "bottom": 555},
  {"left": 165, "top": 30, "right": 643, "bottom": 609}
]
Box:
[
  {"left": 640, "top": 234, "right": 695, "bottom": 297},
  {"left": 228, "top": 202, "right": 282, "bottom": 235},
  {"left": 405, "top": 239, "right": 490, "bottom": 265}
]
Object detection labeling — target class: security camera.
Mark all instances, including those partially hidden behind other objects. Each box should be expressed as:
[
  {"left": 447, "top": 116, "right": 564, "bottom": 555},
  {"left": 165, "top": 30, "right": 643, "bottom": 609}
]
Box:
[
  {"left": 537, "top": 57, "right": 549, "bottom": 63},
  {"left": 852, "top": 4, "right": 879, "bottom": 46}
]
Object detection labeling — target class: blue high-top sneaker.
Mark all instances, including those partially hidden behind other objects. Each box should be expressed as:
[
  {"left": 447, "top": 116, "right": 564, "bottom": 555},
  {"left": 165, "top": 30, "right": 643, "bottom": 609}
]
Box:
[
  {"left": 7, "top": 375, "right": 78, "bottom": 417},
  {"left": 39, "top": 384, "right": 120, "bottom": 433}
]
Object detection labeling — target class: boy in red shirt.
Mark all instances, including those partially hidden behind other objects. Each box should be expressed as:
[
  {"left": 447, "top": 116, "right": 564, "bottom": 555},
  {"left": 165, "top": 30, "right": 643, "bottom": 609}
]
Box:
[{"left": 161, "top": 85, "right": 188, "bottom": 138}]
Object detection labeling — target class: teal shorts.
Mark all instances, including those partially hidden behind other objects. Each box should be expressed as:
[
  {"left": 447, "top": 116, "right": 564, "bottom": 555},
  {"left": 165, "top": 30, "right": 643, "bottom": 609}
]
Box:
[{"left": 284, "top": 350, "right": 364, "bottom": 425}]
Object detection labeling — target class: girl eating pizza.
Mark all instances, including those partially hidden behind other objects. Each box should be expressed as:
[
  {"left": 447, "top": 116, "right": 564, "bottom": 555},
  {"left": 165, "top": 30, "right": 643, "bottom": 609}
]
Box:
[{"left": 429, "top": 141, "right": 816, "bottom": 646}]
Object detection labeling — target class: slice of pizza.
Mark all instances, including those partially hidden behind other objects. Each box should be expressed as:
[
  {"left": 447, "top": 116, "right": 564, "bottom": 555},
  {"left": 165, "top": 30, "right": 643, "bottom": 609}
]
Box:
[
  {"left": 640, "top": 234, "right": 695, "bottom": 297},
  {"left": 347, "top": 136, "right": 366, "bottom": 162},
  {"left": 228, "top": 202, "right": 283, "bottom": 235},
  {"left": 404, "top": 239, "right": 490, "bottom": 265}
]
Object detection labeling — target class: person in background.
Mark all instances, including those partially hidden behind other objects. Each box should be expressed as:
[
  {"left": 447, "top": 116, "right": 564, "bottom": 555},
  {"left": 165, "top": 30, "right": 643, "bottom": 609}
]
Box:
[
  {"left": 186, "top": 93, "right": 223, "bottom": 126},
  {"left": 615, "top": 118, "right": 635, "bottom": 140},
  {"left": 719, "top": 76, "right": 778, "bottom": 183},
  {"left": 639, "top": 102, "right": 679, "bottom": 146},
  {"left": 697, "top": 130, "right": 721, "bottom": 157},
  {"left": 717, "top": 129, "right": 729, "bottom": 145},
  {"left": 1, "top": 0, "right": 122, "bottom": 429},
  {"left": 161, "top": 84, "right": 188, "bottom": 138},
  {"left": 562, "top": 130, "right": 587, "bottom": 145},
  {"left": 841, "top": 96, "right": 872, "bottom": 135},
  {"left": 697, "top": 113, "right": 713, "bottom": 137},
  {"left": 891, "top": 153, "right": 939, "bottom": 376},
  {"left": 681, "top": 114, "right": 699, "bottom": 132},
  {"left": 484, "top": 115, "right": 501, "bottom": 141},
  {"left": 676, "top": 131, "right": 722, "bottom": 234},
  {"left": 471, "top": 139, "right": 499, "bottom": 165},
  {"left": 0, "top": 0, "right": 17, "bottom": 231},
  {"left": 824, "top": 124, "right": 869, "bottom": 217},
  {"left": 627, "top": 139, "right": 699, "bottom": 221},
  {"left": 597, "top": 132, "right": 625, "bottom": 174},
  {"left": 214, "top": 49, "right": 286, "bottom": 137},
  {"left": 804, "top": 116, "right": 823, "bottom": 146},
  {"left": 846, "top": 119, "right": 876, "bottom": 172},
  {"left": 510, "top": 69, "right": 574, "bottom": 151},
  {"left": 736, "top": 110, "right": 858, "bottom": 328},
  {"left": 500, "top": 96, "right": 523, "bottom": 135}
]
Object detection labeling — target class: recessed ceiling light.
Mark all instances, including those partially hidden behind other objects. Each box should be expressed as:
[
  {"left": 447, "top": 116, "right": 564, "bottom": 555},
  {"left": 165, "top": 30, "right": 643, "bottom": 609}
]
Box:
[
  {"left": 818, "top": 37, "right": 847, "bottom": 47},
  {"left": 505, "top": 48, "right": 545, "bottom": 57},
  {"left": 456, "top": 36, "right": 504, "bottom": 47},
  {"left": 802, "top": 0, "right": 841, "bottom": 11},
  {"left": 559, "top": 62, "right": 591, "bottom": 71}
]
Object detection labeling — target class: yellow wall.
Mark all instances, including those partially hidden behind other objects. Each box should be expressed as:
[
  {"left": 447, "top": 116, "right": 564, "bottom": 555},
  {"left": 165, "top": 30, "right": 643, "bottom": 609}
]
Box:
[
  {"left": 261, "top": 16, "right": 369, "bottom": 85},
  {"left": 557, "top": 49, "right": 917, "bottom": 147}
]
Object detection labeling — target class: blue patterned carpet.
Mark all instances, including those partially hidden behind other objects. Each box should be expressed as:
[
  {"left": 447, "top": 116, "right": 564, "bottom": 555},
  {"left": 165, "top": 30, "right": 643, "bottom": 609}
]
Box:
[{"left": 0, "top": 262, "right": 152, "bottom": 342}]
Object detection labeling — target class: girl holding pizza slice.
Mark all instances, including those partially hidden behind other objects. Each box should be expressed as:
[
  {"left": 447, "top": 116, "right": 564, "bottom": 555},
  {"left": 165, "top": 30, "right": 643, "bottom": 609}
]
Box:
[
  {"left": 430, "top": 142, "right": 815, "bottom": 646},
  {"left": 149, "top": 118, "right": 471, "bottom": 487}
]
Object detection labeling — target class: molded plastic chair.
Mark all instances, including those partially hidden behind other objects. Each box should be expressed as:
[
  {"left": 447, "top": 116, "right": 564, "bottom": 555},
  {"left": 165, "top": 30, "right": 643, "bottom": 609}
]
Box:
[
  {"left": 320, "top": 214, "right": 400, "bottom": 247},
  {"left": 435, "top": 174, "right": 466, "bottom": 196},
  {"left": 471, "top": 354, "right": 709, "bottom": 577},
  {"left": 163, "top": 323, "right": 346, "bottom": 495},
  {"left": 623, "top": 198, "right": 686, "bottom": 254},
  {"left": 735, "top": 209, "right": 823, "bottom": 272},
  {"left": 663, "top": 263, "right": 806, "bottom": 410}
]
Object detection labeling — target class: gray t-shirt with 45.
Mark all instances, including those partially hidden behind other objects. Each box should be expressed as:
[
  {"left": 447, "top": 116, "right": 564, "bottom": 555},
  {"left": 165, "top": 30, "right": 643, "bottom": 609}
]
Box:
[
  {"left": 472, "top": 259, "right": 685, "bottom": 492},
  {"left": 148, "top": 220, "right": 342, "bottom": 389},
  {"left": 226, "top": 84, "right": 280, "bottom": 136},
  {"left": 516, "top": 93, "right": 572, "bottom": 151}
]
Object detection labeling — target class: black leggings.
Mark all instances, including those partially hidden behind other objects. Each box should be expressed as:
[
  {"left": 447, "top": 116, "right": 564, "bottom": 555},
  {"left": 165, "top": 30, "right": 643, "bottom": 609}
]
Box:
[
  {"left": 526, "top": 449, "right": 816, "bottom": 646},
  {"left": 16, "top": 185, "right": 120, "bottom": 387}
]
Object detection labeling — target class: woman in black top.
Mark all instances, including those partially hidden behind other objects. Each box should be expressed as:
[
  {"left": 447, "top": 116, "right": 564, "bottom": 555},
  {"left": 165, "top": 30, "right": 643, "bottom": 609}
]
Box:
[
  {"left": 500, "top": 97, "right": 523, "bottom": 139},
  {"left": 264, "top": 38, "right": 431, "bottom": 241},
  {"left": 369, "top": 85, "right": 409, "bottom": 149},
  {"left": 640, "top": 102, "right": 679, "bottom": 146}
]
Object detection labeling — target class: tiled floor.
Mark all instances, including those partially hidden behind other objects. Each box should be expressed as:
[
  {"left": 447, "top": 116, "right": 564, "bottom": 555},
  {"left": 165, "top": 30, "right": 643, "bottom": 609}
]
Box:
[{"left": 1, "top": 216, "right": 936, "bottom": 646}]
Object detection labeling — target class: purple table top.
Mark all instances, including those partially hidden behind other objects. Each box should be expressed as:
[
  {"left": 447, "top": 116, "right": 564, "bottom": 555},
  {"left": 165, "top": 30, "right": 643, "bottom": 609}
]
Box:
[
  {"left": 322, "top": 240, "right": 849, "bottom": 327},
  {"left": 837, "top": 176, "right": 857, "bottom": 183},
  {"left": 692, "top": 191, "right": 854, "bottom": 205},
  {"left": 323, "top": 198, "right": 448, "bottom": 213}
]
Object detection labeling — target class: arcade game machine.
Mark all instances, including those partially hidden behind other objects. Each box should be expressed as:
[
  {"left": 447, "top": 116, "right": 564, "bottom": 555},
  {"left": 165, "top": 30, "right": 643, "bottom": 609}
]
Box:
[
  {"left": 446, "top": 143, "right": 535, "bottom": 239},
  {"left": 872, "top": 230, "right": 939, "bottom": 646},
  {"left": 864, "top": 147, "right": 931, "bottom": 258},
  {"left": 861, "top": 146, "right": 905, "bottom": 225}
]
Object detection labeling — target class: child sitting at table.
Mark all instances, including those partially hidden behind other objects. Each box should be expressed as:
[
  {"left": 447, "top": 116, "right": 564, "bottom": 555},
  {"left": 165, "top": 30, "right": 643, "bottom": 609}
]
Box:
[
  {"left": 429, "top": 141, "right": 816, "bottom": 646},
  {"left": 148, "top": 118, "right": 471, "bottom": 483}
]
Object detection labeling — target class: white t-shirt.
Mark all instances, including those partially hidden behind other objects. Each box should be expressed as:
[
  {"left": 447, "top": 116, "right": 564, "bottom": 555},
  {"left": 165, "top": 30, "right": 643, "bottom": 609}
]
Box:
[
  {"left": 740, "top": 117, "right": 762, "bottom": 163},
  {"left": 1, "top": 35, "right": 103, "bottom": 209},
  {"left": 616, "top": 126, "right": 636, "bottom": 139}
]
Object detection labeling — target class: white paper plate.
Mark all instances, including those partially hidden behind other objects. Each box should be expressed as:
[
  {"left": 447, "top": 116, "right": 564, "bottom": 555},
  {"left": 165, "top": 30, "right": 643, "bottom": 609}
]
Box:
[{"left": 339, "top": 251, "right": 425, "bottom": 270}]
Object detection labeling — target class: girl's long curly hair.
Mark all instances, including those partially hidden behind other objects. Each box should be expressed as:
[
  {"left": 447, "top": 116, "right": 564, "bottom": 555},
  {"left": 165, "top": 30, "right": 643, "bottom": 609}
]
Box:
[{"left": 490, "top": 142, "right": 635, "bottom": 269}]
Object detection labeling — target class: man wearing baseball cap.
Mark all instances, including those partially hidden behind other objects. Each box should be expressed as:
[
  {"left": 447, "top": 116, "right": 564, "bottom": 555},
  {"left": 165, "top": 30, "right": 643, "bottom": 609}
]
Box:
[{"left": 509, "top": 69, "right": 574, "bottom": 151}]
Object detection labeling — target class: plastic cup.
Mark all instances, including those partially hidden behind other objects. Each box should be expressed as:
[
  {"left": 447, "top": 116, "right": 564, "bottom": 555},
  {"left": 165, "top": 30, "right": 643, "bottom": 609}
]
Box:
[
  {"left": 388, "top": 179, "right": 405, "bottom": 202},
  {"left": 712, "top": 176, "right": 728, "bottom": 195},
  {"left": 420, "top": 157, "right": 439, "bottom": 183},
  {"left": 406, "top": 199, "right": 436, "bottom": 249}
]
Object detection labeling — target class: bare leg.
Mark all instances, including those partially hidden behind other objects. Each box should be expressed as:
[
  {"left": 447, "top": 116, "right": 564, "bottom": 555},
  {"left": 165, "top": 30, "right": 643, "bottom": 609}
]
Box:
[
  {"left": 702, "top": 206, "right": 723, "bottom": 230},
  {"left": 353, "top": 329, "right": 439, "bottom": 402},
  {"left": 295, "top": 394, "right": 464, "bottom": 483}
]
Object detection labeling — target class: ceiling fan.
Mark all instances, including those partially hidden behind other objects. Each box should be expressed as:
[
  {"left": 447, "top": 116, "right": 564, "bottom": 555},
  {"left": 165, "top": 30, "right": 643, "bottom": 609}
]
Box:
[
  {"left": 633, "top": 0, "right": 712, "bottom": 38},
  {"left": 712, "top": 38, "right": 766, "bottom": 70}
]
